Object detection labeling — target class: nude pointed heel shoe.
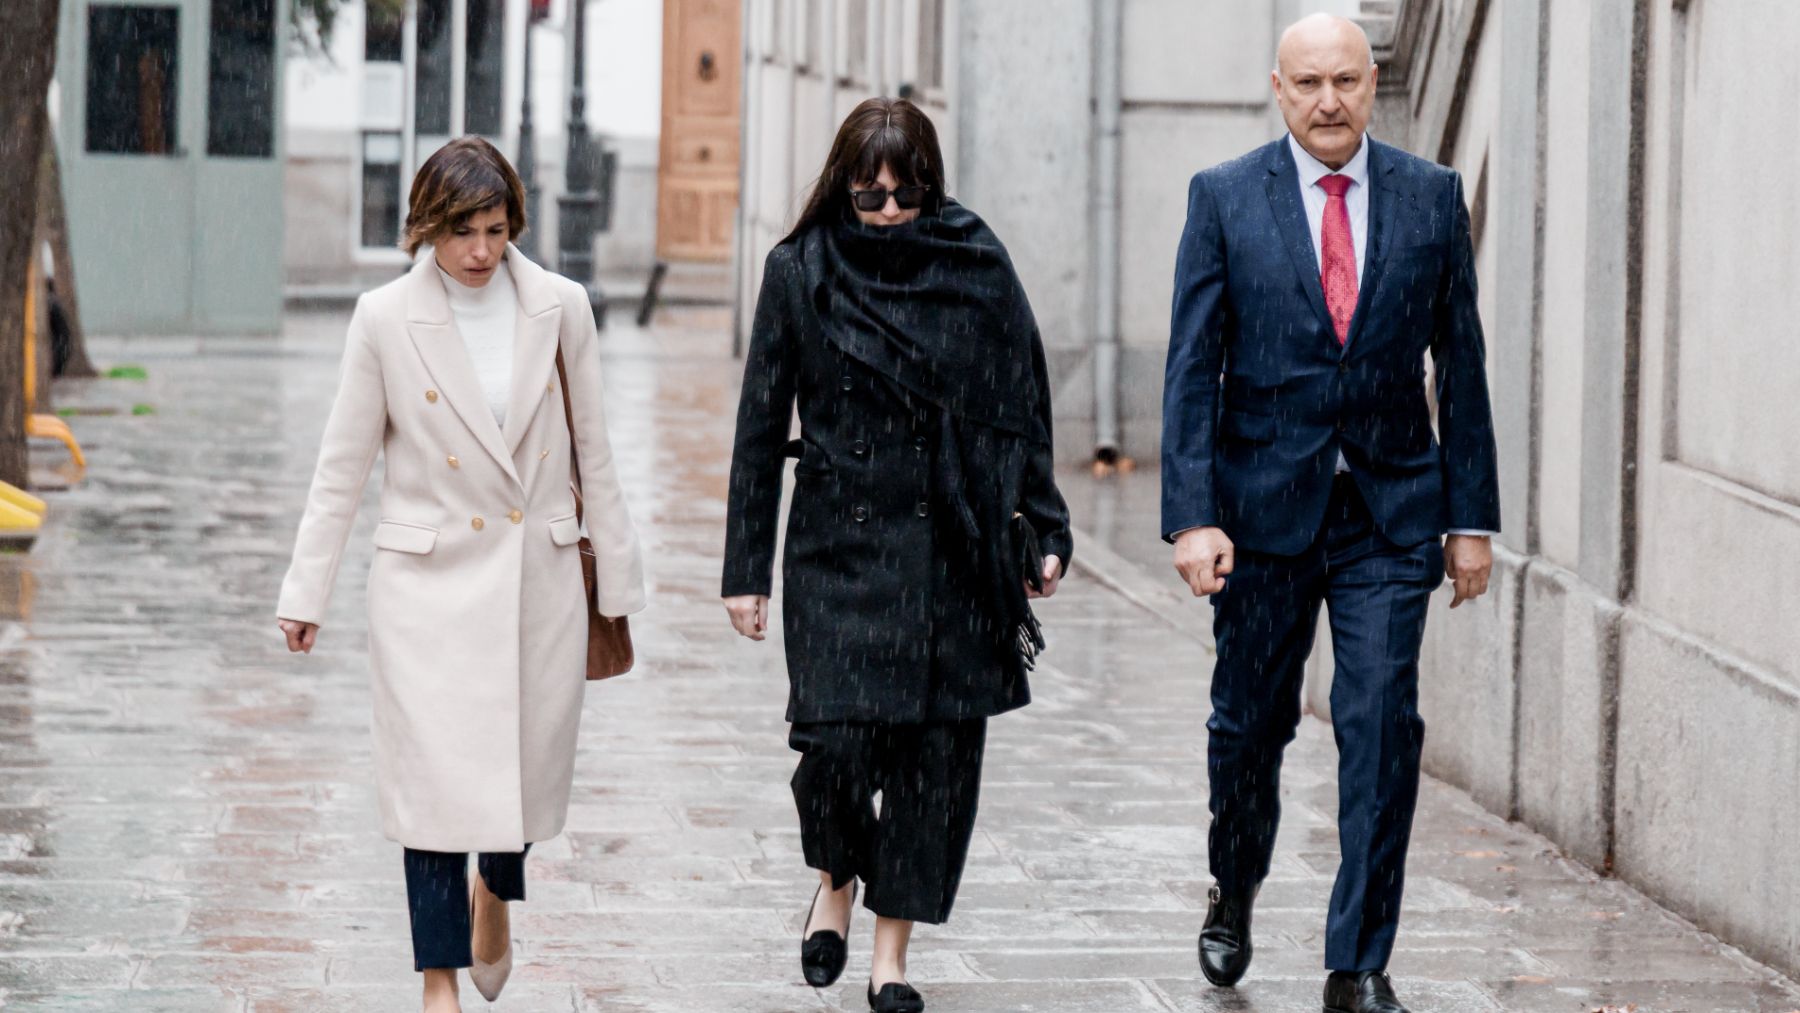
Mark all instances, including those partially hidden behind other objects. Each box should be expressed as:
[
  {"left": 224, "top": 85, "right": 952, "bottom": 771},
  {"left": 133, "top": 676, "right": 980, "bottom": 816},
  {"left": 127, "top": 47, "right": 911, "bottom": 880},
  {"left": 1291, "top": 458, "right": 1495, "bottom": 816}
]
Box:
[
  {"left": 468, "top": 888, "right": 514, "bottom": 1002},
  {"left": 469, "top": 944, "right": 513, "bottom": 1002}
]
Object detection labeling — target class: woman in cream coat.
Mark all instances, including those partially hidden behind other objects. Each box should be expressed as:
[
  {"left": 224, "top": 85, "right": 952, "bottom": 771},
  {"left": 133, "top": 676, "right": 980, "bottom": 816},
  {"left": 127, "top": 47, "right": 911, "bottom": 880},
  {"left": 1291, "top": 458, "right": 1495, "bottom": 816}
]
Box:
[{"left": 276, "top": 137, "right": 645, "bottom": 1013}]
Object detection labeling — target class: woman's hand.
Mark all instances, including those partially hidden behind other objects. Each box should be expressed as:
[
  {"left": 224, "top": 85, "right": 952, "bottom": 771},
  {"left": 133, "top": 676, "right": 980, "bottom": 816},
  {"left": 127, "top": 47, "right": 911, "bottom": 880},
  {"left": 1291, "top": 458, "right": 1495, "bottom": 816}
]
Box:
[
  {"left": 1026, "top": 555, "right": 1063, "bottom": 600},
  {"left": 724, "top": 595, "right": 770, "bottom": 641},
  {"left": 278, "top": 619, "right": 320, "bottom": 654}
]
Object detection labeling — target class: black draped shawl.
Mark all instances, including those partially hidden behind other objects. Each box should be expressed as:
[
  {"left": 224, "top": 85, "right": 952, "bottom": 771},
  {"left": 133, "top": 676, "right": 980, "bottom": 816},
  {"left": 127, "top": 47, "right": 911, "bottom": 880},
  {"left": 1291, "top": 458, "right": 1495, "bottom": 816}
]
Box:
[{"left": 793, "top": 201, "right": 1051, "bottom": 666}]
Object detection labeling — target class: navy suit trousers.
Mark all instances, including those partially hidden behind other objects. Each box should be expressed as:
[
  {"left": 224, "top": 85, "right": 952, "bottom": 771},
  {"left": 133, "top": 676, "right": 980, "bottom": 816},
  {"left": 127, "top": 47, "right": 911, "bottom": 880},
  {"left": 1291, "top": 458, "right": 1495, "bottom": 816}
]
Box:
[{"left": 1207, "top": 474, "right": 1438, "bottom": 972}]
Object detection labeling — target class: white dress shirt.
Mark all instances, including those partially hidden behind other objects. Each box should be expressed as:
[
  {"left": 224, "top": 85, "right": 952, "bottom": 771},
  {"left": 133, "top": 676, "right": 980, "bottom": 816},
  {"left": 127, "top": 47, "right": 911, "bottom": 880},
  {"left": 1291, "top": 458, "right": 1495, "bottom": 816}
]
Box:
[{"left": 1289, "top": 132, "right": 1370, "bottom": 286}]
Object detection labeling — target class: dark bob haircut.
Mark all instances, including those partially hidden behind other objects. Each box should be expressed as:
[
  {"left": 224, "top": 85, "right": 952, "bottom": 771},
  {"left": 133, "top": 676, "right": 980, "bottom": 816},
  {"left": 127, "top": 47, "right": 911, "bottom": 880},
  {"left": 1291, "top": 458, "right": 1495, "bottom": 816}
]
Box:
[
  {"left": 401, "top": 136, "right": 527, "bottom": 256},
  {"left": 786, "top": 97, "right": 947, "bottom": 242}
]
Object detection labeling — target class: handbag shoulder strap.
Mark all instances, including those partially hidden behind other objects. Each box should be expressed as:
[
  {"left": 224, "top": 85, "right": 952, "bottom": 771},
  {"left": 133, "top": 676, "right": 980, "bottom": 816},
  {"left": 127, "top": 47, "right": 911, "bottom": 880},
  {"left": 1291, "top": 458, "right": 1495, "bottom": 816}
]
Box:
[{"left": 554, "top": 345, "right": 585, "bottom": 525}]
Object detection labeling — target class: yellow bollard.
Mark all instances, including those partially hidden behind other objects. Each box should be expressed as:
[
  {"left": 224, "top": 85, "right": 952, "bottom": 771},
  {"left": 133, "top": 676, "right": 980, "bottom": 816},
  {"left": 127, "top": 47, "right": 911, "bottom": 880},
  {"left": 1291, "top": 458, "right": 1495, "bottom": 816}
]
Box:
[
  {"left": 0, "top": 498, "right": 43, "bottom": 540},
  {"left": 23, "top": 258, "right": 39, "bottom": 408},
  {"left": 0, "top": 481, "right": 47, "bottom": 517},
  {"left": 25, "top": 414, "right": 85, "bottom": 468}
]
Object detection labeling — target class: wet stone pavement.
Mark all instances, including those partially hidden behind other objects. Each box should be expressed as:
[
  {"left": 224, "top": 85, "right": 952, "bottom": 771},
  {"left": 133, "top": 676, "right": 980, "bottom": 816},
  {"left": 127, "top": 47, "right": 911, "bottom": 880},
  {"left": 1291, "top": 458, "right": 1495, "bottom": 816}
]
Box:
[{"left": 2, "top": 306, "right": 1797, "bottom": 1012}]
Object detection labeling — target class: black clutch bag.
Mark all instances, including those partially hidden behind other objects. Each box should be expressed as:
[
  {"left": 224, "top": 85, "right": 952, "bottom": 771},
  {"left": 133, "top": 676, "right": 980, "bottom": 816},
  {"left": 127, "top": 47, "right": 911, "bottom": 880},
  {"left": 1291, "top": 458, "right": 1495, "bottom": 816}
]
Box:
[{"left": 1012, "top": 512, "right": 1045, "bottom": 593}]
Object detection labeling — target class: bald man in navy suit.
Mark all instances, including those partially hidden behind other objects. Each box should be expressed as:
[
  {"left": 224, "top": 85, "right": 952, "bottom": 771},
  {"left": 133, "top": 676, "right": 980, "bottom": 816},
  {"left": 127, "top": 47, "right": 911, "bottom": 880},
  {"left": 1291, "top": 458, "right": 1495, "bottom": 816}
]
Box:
[{"left": 1161, "top": 15, "right": 1500, "bottom": 1013}]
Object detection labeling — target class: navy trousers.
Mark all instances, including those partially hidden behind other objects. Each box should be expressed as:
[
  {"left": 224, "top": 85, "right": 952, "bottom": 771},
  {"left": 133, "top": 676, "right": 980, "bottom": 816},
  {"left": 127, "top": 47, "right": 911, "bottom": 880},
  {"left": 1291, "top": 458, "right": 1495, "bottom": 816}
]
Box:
[
  {"left": 402, "top": 844, "right": 531, "bottom": 970},
  {"left": 789, "top": 720, "right": 986, "bottom": 925},
  {"left": 1206, "top": 474, "right": 1439, "bottom": 972}
]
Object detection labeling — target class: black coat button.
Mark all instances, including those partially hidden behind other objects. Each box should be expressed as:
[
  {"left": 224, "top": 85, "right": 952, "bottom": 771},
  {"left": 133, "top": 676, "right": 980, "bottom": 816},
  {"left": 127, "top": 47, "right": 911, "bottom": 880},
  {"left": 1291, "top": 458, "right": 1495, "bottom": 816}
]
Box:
[
  {"left": 839, "top": 376, "right": 853, "bottom": 392},
  {"left": 1338, "top": 361, "right": 1349, "bottom": 373},
  {"left": 916, "top": 501, "right": 929, "bottom": 517},
  {"left": 914, "top": 436, "right": 928, "bottom": 451},
  {"left": 852, "top": 440, "right": 867, "bottom": 455},
  {"left": 852, "top": 506, "right": 869, "bottom": 522}
]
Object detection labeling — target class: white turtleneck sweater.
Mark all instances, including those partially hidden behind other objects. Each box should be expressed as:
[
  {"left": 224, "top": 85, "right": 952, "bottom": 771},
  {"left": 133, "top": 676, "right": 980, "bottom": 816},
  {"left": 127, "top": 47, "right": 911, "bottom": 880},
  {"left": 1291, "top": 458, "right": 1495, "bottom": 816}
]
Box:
[{"left": 437, "top": 258, "right": 516, "bottom": 426}]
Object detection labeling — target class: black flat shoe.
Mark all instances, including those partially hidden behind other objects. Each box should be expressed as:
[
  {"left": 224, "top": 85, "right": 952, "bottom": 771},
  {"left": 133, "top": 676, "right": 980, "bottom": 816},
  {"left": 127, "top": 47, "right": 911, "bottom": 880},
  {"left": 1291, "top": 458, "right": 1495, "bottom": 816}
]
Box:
[
  {"left": 800, "top": 880, "right": 856, "bottom": 988},
  {"left": 867, "top": 981, "right": 924, "bottom": 1013},
  {"left": 1323, "top": 970, "right": 1410, "bottom": 1013},
  {"left": 1198, "top": 883, "right": 1256, "bottom": 986}
]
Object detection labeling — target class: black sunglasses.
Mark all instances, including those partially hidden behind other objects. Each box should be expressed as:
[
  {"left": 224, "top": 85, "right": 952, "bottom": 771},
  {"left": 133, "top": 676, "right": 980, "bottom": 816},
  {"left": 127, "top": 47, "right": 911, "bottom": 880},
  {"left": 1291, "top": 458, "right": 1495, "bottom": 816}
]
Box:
[{"left": 848, "top": 185, "right": 933, "bottom": 212}]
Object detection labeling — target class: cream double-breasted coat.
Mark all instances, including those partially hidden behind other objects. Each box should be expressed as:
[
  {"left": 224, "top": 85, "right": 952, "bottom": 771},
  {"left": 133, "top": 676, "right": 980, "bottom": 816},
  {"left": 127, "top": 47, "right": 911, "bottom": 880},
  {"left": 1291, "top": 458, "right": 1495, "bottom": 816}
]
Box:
[{"left": 277, "top": 247, "right": 645, "bottom": 853}]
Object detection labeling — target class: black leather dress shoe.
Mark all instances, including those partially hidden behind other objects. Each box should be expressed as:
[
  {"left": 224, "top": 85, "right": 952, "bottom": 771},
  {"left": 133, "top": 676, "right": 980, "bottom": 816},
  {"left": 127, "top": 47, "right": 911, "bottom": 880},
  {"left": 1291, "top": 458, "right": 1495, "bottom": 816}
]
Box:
[
  {"left": 1198, "top": 883, "right": 1256, "bottom": 986},
  {"left": 867, "top": 981, "right": 925, "bottom": 1013},
  {"left": 800, "top": 881, "right": 856, "bottom": 988},
  {"left": 1323, "top": 970, "right": 1410, "bottom": 1013}
]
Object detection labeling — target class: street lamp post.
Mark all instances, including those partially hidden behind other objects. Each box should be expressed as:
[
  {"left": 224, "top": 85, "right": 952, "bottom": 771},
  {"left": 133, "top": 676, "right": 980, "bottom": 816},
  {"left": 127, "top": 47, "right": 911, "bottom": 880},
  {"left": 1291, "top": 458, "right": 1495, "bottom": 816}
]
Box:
[{"left": 558, "top": 0, "right": 605, "bottom": 326}]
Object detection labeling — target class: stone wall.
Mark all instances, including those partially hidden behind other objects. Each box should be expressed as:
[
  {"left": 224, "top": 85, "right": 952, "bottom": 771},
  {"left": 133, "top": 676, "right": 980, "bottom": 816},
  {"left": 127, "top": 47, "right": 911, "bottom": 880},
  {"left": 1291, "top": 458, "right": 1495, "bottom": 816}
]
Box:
[{"left": 1357, "top": 0, "right": 1800, "bottom": 979}]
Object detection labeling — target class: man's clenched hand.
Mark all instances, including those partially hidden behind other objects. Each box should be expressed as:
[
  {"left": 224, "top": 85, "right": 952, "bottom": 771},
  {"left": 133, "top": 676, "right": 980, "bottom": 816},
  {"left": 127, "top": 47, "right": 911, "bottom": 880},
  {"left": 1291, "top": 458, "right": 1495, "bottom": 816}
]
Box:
[{"left": 1174, "top": 527, "right": 1236, "bottom": 597}]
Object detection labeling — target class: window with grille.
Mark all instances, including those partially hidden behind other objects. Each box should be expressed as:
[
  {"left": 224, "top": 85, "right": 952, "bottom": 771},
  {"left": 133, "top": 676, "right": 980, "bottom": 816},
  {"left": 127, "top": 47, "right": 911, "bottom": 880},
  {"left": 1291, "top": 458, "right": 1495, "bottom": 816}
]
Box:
[
  {"left": 207, "top": 0, "right": 276, "bottom": 157},
  {"left": 415, "top": 0, "right": 452, "bottom": 134},
  {"left": 464, "top": 0, "right": 504, "bottom": 135},
  {"left": 364, "top": 0, "right": 404, "bottom": 61},
  {"left": 86, "top": 6, "right": 180, "bottom": 155},
  {"left": 360, "top": 132, "right": 404, "bottom": 249}
]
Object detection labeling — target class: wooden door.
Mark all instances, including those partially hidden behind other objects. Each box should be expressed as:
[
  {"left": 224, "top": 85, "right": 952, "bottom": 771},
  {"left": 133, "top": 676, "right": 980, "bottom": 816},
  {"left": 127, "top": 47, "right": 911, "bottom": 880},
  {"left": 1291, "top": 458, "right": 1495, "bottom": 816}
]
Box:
[{"left": 657, "top": 0, "right": 741, "bottom": 262}]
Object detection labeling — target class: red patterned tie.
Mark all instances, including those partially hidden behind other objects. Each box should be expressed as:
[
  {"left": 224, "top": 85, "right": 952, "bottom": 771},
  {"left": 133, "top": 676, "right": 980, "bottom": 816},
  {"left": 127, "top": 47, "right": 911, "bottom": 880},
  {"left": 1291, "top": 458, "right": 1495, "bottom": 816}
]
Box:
[{"left": 1317, "top": 174, "right": 1358, "bottom": 344}]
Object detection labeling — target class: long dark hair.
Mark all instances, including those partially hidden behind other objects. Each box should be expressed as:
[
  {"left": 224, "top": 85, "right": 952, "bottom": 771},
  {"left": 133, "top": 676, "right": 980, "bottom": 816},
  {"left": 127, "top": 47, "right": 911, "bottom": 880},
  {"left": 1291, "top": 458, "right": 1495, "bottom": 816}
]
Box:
[{"left": 784, "top": 97, "right": 947, "bottom": 243}]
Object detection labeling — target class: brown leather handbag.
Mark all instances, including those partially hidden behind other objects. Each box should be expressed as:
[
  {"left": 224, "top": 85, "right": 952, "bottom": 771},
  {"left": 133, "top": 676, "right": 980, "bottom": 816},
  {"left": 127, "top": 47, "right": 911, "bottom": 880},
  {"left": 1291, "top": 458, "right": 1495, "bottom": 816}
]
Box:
[{"left": 555, "top": 346, "right": 635, "bottom": 680}]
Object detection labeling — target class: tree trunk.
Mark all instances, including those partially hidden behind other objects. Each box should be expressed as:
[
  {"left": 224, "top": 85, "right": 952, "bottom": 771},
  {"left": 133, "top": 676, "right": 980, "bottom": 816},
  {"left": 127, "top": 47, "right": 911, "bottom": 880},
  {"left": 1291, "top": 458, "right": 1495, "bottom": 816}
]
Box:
[
  {"left": 40, "top": 132, "right": 96, "bottom": 378},
  {"left": 0, "top": 0, "right": 61, "bottom": 489}
]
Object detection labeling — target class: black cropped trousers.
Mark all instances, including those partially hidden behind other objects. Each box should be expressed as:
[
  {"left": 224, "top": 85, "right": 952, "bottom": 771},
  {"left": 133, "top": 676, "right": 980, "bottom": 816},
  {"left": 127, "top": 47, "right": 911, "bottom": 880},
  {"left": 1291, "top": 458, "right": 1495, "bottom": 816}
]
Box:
[{"left": 788, "top": 719, "right": 987, "bottom": 925}]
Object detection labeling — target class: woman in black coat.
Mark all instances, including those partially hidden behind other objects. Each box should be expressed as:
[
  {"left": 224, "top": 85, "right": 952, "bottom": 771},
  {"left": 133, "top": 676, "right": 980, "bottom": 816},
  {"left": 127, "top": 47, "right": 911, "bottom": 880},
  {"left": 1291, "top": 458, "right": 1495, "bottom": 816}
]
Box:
[{"left": 722, "top": 98, "right": 1072, "bottom": 1013}]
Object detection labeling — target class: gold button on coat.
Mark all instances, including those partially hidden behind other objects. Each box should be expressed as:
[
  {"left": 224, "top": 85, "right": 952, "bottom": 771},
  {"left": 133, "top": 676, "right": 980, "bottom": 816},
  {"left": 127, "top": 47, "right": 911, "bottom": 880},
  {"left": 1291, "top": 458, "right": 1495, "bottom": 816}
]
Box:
[
  {"left": 547, "top": 382, "right": 554, "bottom": 393},
  {"left": 539, "top": 449, "right": 549, "bottom": 460},
  {"left": 446, "top": 455, "right": 459, "bottom": 468},
  {"left": 509, "top": 510, "right": 523, "bottom": 524},
  {"left": 471, "top": 516, "right": 485, "bottom": 531},
  {"left": 425, "top": 389, "right": 439, "bottom": 403}
]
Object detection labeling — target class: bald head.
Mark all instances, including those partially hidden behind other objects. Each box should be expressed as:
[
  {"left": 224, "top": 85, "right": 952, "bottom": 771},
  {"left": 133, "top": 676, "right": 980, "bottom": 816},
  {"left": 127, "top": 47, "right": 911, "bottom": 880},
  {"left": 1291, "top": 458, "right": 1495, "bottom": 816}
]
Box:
[
  {"left": 1275, "top": 14, "right": 1373, "bottom": 77},
  {"left": 1271, "top": 14, "right": 1377, "bottom": 169}
]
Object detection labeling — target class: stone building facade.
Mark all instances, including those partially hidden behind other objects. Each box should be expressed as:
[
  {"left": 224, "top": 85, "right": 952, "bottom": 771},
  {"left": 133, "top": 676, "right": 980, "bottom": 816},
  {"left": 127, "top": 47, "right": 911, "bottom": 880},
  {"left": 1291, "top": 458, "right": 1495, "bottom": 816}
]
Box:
[{"left": 1381, "top": 0, "right": 1800, "bottom": 979}]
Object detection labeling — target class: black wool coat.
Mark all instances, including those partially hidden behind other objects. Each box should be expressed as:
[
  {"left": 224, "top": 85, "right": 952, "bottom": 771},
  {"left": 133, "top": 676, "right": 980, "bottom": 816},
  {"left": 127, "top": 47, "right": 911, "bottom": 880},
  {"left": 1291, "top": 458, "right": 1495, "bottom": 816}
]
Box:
[{"left": 722, "top": 241, "right": 1073, "bottom": 724}]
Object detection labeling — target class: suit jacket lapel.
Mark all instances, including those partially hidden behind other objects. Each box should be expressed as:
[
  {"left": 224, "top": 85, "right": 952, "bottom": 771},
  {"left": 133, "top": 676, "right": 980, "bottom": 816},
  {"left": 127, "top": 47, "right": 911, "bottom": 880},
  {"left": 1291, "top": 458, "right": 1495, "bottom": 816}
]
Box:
[
  {"left": 499, "top": 246, "right": 565, "bottom": 454},
  {"left": 402, "top": 258, "right": 521, "bottom": 487},
  {"left": 1264, "top": 142, "right": 1334, "bottom": 337},
  {"left": 1343, "top": 141, "right": 1403, "bottom": 353}
]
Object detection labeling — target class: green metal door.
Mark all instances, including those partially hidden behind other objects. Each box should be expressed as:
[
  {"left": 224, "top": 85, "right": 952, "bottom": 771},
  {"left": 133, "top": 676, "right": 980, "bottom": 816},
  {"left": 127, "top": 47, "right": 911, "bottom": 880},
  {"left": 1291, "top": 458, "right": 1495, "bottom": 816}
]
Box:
[{"left": 58, "top": 0, "right": 285, "bottom": 335}]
